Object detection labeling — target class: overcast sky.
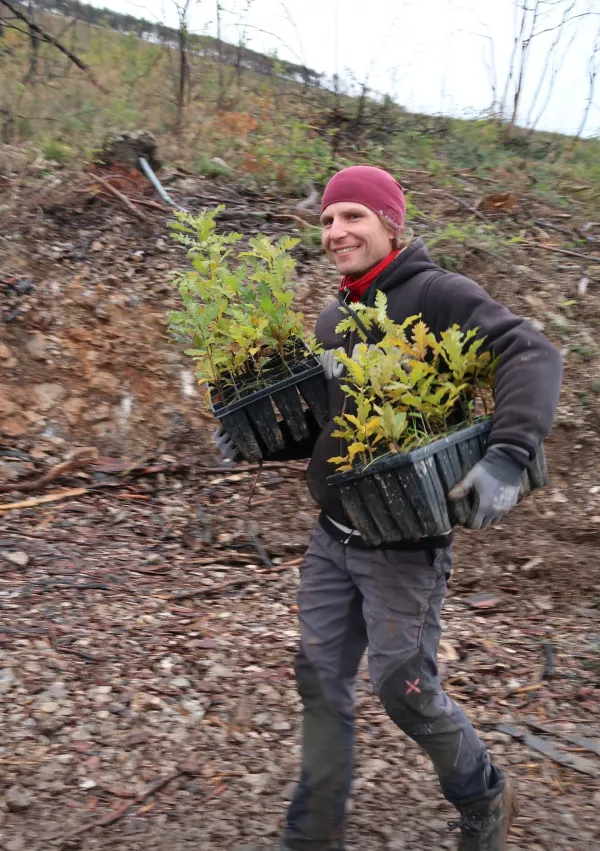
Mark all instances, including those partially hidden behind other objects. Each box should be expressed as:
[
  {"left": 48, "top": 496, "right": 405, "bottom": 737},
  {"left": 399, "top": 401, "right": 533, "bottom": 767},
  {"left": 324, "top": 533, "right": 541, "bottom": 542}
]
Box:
[{"left": 93, "top": 0, "right": 600, "bottom": 137}]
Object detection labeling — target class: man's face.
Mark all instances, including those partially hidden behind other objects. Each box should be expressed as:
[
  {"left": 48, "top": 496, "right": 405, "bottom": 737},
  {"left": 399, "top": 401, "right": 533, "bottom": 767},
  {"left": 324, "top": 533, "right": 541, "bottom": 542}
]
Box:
[{"left": 320, "top": 201, "right": 395, "bottom": 279}]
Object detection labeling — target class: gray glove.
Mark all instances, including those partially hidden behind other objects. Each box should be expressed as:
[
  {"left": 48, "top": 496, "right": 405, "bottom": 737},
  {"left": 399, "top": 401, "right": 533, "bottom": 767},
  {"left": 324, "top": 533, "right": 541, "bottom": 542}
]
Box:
[
  {"left": 449, "top": 445, "right": 527, "bottom": 530},
  {"left": 214, "top": 425, "right": 243, "bottom": 463}
]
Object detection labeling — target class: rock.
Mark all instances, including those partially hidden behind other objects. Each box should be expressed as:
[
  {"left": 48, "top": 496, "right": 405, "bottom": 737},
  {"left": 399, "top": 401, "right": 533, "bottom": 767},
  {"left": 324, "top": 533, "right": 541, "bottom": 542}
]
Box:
[
  {"left": 25, "top": 331, "right": 52, "bottom": 361},
  {"left": 89, "top": 370, "right": 121, "bottom": 395},
  {"left": 78, "top": 778, "right": 97, "bottom": 790},
  {"left": 171, "top": 677, "right": 191, "bottom": 689},
  {"left": 1, "top": 415, "right": 30, "bottom": 437},
  {"left": 4, "top": 551, "right": 29, "bottom": 568},
  {"left": 361, "top": 757, "right": 389, "bottom": 777},
  {"left": 0, "top": 460, "right": 35, "bottom": 481},
  {"left": 46, "top": 682, "right": 68, "bottom": 700},
  {"left": 131, "top": 692, "right": 165, "bottom": 713},
  {"left": 0, "top": 342, "right": 12, "bottom": 359},
  {"left": 63, "top": 396, "right": 86, "bottom": 425},
  {"left": 97, "top": 130, "right": 161, "bottom": 172},
  {"left": 91, "top": 240, "right": 103, "bottom": 252},
  {"left": 35, "top": 714, "right": 65, "bottom": 735},
  {"left": 5, "top": 786, "right": 34, "bottom": 813},
  {"left": 32, "top": 382, "right": 67, "bottom": 412},
  {"left": 4, "top": 837, "right": 26, "bottom": 851},
  {"left": 0, "top": 668, "right": 16, "bottom": 694}
]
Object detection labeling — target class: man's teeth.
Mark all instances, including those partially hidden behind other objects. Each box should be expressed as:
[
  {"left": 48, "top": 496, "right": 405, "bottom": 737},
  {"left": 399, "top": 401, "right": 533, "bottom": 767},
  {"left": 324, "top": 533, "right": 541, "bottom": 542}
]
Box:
[{"left": 336, "top": 247, "right": 358, "bottom": 254}]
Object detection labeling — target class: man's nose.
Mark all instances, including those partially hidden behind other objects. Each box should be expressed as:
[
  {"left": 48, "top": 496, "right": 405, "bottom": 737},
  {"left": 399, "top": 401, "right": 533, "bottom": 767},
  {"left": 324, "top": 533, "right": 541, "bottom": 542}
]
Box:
[{"left": 329, "top": 219, "right": 348, "bottom": 241}]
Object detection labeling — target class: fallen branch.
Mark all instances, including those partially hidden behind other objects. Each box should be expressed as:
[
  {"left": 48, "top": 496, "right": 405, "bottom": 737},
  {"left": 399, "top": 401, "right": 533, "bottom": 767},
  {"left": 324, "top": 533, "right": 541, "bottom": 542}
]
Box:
[
  {"left": 164, "top": 561, "right": 299, "bottom": 602},
  {"left": 434, "top": 190, "right": 488, "bottom": 222},
  {"left": 496, "top": 724, "right": 600, "bottom": 778},
  {"left": 47, "top": 624, "right": 105, "bottom": 663},
  {"left": 60, "top": 769, "right": 185, "bottom": 840},
  {"left": 0, "top": 0, "right": 108, "bottom": 93},
  {"left": 472, "top": 245, "right": 545, "bottom": 284},
  {"left": 521, "top": 240, "right": 600, "bottom": 264},
  {"left": 0, "top": 488, "right": 88, "bottom": 512},
  {"left": 195, "top": 462, "right": 306, "bottom": 475},
  {"left": 0, "top": 447, "right": 98, "bottom": 494},
  {"left": 93, "top": 175, "right": 150, "bottom": 221}
]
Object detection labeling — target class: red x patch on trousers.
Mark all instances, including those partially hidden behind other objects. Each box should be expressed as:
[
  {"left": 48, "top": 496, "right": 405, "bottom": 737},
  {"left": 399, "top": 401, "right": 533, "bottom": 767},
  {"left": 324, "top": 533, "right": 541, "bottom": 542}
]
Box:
[{"left": 405, "top": 678, "right": 421, "bottom": 695}]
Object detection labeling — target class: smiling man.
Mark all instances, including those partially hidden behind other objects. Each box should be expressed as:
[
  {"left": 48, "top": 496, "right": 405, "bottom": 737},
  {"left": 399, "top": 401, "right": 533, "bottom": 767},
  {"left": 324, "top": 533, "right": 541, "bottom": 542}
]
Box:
[{"left": 232, "top": 165, "right": 563, "bottom": 851}]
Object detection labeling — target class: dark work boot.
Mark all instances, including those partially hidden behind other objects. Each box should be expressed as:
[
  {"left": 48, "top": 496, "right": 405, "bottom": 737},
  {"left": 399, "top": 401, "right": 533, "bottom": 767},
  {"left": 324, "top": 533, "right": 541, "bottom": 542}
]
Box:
[{"left": 450, "top": 780, "right": 518, "bottom": 850}]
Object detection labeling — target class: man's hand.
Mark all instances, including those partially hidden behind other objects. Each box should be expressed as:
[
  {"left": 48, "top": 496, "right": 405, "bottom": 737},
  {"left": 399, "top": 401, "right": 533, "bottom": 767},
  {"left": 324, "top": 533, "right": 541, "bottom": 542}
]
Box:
[
  {"left": 214, "top": 425, "right": 243, "bottom": 463},
  {"left": 449, "top": 445, "right": 526, "bottom": 530}
]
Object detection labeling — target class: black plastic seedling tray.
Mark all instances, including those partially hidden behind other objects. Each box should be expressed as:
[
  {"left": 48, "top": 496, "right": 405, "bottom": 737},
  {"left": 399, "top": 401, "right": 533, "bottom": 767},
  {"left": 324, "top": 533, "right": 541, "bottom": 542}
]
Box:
[
  {"left": 212, "top": 362, "right": 329, "bottom": 463},
  {"left": 327, "top": 419, "right": 549, "bottom": 546}
]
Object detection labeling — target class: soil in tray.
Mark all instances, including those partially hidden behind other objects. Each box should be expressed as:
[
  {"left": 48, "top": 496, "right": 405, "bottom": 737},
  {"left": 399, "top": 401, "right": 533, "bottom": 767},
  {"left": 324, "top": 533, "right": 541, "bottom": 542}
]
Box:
[{"left": 211, "top": 339, "right": 320, "bottom": 409}]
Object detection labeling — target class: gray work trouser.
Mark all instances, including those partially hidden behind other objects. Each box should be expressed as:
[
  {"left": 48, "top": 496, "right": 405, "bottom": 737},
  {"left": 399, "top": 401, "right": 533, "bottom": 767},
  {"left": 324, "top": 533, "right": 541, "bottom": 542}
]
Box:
[{"left": 284, "top": 522, "right": 504, "bottom": 851}]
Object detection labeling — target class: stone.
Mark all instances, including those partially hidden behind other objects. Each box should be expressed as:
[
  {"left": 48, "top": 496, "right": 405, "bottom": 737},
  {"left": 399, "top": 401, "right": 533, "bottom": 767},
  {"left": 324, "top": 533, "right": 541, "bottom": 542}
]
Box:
[
  {"left": 0, "top": 668, "right": 16, "bottom": 694},
  {"left": 0, "top": 386, "right": 20, "bottom": 418},
  {"left": 89, "top": 370, "right": 121, "bottom": 395},
  {"left": 97, "top": 130, "right": 161, "bottom": 172},
  {"left": 46, "top": 682, "right": 67, "bottom": 700},
  {"left": 131, "top": 692, "right": 165, "bottom": 713},
  {"left": 5, "top": 786, "right": 34, "bottom": 813},
  {"left": 32, "top": 383, "right": 67, "bottom": 412},
  {"left": 38, "top": 700, "right": 59, "bottom": 713},
  {"left": 0, "top": 342, "right": 12, "bottom": 359},
  {"left": 0, "top": 412, "right": 23, "bottom": 437},
  {"left": 4, "top": 837, "right": 26, "bottom": 851},
  {"left": 4, "top": 551, "right": 29, "bottom": 568},
  {"left": 25, "top": 331, "right": 52, "bottom": 361},
  {"left": 63, "top": 396, "right": 86, "bottom": 425},
  {"left": 35, "top": 714, "right": 65, "bottom": 735}
]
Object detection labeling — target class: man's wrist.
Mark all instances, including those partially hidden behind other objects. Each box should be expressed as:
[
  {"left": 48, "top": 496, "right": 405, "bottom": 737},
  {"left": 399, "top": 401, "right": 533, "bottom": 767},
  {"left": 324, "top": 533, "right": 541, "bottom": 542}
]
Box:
[{"left": 481, "top": 445, "right": 525, "bottom": 486}]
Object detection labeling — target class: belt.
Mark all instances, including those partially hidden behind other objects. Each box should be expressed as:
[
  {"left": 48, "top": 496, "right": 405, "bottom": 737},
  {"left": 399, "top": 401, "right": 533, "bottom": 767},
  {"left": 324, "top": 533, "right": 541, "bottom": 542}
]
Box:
[{"left": 319, "top": 511, "right": 452, "bottom": 551}]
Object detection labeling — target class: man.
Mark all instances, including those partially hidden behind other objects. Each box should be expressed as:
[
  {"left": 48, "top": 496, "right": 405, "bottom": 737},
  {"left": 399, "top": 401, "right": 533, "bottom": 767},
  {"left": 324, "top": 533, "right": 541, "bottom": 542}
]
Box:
[{"left": 226, "top": 166, "right": 562, "bottom": 850}]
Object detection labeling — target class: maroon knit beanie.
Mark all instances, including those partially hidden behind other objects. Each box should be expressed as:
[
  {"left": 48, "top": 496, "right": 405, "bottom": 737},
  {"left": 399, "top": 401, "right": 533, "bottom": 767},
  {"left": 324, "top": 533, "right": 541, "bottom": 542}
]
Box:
[{"left": 321, "top": 165, "right": 406, "bottom": 231}]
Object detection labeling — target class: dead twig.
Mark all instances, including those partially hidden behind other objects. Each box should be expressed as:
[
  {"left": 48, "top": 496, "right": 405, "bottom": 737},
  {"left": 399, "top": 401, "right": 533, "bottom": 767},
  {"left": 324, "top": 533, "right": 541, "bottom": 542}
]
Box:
[
  {"left": 164, "top": 561, "right": 299, "bottom": 602},
  {"left": 434, "top": 190, "right": 488, "bottom": 222},
  {"left": 194, "top": 462, "right": 305, "bottom": 475},
  {"left": 520, "top": 240, "right": 600, "bottom": 263},
  {"left": 0, "top": 488, "right": 88, "bottom": 512},
  {"left": 247, "top": 463, "right": 263, "bottom": 509},
  {"left": 47, "top": 623, "right": 105, "bottom": 663},
  {"left": 471, "top": 245, "right": 545, "bottom": 284},
  {"left": 60, "top": 769, "right": 184, "bottom": 840},
  {"left": 93, "top": 175, "right": 150, "bottom": 222},
  {"left": 0, "top": 447, "right": 98, "bottom": 494}
]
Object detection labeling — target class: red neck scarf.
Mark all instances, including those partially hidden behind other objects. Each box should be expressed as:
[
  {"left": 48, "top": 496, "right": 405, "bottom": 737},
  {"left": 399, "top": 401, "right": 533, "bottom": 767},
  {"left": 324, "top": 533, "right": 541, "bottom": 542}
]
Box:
[{"left": 340, "top": 250, "right": 401, "bottom": 302}]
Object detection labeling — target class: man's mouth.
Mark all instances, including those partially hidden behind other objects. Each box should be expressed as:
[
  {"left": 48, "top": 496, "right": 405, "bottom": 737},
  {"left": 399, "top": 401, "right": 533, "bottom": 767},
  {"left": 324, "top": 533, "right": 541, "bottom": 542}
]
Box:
[{"left": 334, "top": 246, "right": 360, "bottom": 255}]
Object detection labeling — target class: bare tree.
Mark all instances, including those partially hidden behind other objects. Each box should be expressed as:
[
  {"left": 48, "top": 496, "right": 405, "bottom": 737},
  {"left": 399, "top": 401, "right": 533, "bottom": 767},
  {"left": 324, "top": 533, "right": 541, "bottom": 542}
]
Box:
[
  {"left": 576, "top": 19, "right": 600, "bottom": 138},
  {"left": 172, "top": 0, "right": 193, "bottom": 130},
  {"left": 486, "top": 0, "right": 598, "bottom": 140}
]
